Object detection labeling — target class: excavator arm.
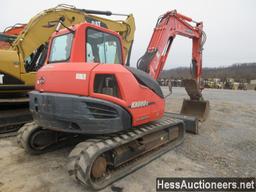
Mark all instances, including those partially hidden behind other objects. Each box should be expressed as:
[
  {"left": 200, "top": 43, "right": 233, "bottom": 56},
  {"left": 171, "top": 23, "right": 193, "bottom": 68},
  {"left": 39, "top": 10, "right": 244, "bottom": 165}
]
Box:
[
  {"left": 13, "top": 4, "right": 135, "bottom": 65},
  {"left": 137, "top": 10, "right": 209, "bottom": 121},
  {"left": 137, "top": 10, "right": 205, "bottom": 81}
]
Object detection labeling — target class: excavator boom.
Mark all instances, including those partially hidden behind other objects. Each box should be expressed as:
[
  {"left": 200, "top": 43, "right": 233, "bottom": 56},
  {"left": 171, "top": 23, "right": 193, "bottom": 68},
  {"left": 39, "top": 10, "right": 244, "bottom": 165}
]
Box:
[
  {"left": 13, "top": 4, "right": 135, "bottom": 65},
  {"left": 137, "top": 10, "right": 209, "bottom": 121},
  {"left": 137, "top": 10, "right": 204, "bottom": 81}
]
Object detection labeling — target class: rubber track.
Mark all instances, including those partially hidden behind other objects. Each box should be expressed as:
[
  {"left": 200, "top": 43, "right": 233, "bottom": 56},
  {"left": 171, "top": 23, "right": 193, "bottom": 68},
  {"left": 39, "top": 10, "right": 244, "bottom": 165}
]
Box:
[
  {"left": 67, "top": 117, "right": 185, "bottom": 190},
  {"left": 17, "top": 122, "right": 90, "bottom": 155},
  {"left": 16, "top": 122, "right": 43, "bottom": 154},
  {"left": 17, "top": 122, "right": 38, "bottom": 148}
]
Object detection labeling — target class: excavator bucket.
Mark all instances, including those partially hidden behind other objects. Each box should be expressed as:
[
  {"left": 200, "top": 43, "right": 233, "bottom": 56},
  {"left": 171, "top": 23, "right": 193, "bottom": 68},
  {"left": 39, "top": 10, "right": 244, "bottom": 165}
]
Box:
[
  {"left": 181, "top": 99, "right": 209, "bottom": 121},
  {"left": 180, "top": 79, "right": 210, "bottom": 121}
]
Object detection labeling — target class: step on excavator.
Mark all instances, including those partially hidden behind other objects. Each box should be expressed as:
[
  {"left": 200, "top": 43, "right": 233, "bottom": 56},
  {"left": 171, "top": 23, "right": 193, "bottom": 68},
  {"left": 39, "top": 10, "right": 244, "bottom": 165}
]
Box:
[
  {"left": 0, "top": 4, "right": 135, "bottom": 136},
  {"left": 17, "top": 10, "right": 209, "bottom": 190}
]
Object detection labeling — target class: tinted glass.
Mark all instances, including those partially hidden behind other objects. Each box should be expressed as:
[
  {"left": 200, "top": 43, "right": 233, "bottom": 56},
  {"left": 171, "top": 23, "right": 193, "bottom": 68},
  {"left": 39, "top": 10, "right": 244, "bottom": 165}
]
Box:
[
  {"left": 86, "top": 28, "right": 122, "bottom": 64},
  {"left": 49, "top": 33, "right": 73, "bottom": 63}
]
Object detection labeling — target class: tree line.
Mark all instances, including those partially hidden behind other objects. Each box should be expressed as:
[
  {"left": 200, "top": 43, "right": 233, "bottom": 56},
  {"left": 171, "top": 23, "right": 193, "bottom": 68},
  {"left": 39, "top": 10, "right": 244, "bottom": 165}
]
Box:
[{"left": 160, "top": 63, "right": 256, "bottom": 83}]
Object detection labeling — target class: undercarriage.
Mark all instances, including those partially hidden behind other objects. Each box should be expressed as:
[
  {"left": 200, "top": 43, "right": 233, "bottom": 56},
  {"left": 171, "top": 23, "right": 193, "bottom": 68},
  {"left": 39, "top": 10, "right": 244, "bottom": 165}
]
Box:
[{"left": 17, "top": 112, "right": 197, "bottom": 190}]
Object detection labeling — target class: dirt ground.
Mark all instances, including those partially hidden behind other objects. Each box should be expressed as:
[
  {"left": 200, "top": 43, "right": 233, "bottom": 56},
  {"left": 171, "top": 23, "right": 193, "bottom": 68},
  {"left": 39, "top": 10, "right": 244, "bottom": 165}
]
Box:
[{"left": 0, "top": 88, "right": 255, "bottom": 192}]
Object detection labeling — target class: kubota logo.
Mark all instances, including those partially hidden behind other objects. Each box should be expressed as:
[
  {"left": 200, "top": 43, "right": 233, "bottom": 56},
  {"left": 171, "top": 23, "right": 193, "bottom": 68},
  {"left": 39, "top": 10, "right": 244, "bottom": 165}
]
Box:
[{"left": 37, "top": 77, "right": 45, "bottom": 85}]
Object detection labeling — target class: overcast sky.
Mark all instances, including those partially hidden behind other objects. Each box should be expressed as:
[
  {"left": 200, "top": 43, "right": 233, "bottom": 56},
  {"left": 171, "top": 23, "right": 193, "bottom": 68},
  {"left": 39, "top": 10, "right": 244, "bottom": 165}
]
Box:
[{"left": 1, "top": 0, "right": 256, "bottom": 69}]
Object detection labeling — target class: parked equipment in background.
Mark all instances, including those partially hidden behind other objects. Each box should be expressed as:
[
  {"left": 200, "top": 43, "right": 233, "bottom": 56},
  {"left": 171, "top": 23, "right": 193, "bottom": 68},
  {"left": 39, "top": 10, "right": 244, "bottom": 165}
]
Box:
[
  {"left": 238, "top": 80, "right": 248, "bottom": 90},
  {"left": 18, "top": 10, "right": 208, "bottom": 190},
  {"left": 203, "top": 78, "right": 223, "bottom": 89},
  {"left": 0, "top": 4, "right": 135, "bottom": 136},
  {"left": 224, "top": 78, "right": 237, "bottom": 90}
]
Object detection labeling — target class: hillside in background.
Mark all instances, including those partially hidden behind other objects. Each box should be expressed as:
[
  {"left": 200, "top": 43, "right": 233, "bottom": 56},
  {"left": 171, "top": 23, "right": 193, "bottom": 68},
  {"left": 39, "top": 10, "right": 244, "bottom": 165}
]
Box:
[{"left": 160, "top": 63, "right": 256, "bottom": 82}]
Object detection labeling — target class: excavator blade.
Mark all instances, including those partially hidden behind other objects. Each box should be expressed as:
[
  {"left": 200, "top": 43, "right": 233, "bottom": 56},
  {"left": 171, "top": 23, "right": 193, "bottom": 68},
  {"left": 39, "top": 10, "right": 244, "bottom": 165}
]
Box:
[
  {"left": 180, "top": 99, "right": 209, "bottom": 121},
  {"left": 181, "top": 79, "right": 210, "bottom": 121}
]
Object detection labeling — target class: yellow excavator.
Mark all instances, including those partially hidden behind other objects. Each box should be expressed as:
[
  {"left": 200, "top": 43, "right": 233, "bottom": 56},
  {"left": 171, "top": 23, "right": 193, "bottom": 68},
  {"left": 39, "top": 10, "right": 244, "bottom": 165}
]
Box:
[{"left": 0, "top": 4, "right": 135, "bottom": 135}]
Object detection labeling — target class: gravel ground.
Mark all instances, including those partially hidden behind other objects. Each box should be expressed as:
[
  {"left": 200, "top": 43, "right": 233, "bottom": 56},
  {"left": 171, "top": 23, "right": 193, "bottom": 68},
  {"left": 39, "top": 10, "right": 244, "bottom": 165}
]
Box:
[{"left": 0, "top": 87, "right": 255, "bottom": 192}]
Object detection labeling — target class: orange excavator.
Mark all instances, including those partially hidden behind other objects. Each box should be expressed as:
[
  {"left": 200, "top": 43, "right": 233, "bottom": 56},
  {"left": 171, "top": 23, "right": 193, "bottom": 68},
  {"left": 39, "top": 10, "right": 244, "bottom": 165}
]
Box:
[
  {"left": 0, "top": 24, "right": 26, "bottom": 49},
  {"left": 4, "top": 23, "right": 26, "bottom": 36},
  {"left": 18, "top": 10, "right": 209, "bottom": 190}
]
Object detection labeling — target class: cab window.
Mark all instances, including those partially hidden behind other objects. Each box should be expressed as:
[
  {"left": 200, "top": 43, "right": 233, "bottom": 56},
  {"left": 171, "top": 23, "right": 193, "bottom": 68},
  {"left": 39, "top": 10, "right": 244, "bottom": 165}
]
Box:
[
  {"left": 49, "top": 33, "right": 73, "bottom": 63},
  {"left": 86, "top": 28, "right": 122, "bottom": 64}
]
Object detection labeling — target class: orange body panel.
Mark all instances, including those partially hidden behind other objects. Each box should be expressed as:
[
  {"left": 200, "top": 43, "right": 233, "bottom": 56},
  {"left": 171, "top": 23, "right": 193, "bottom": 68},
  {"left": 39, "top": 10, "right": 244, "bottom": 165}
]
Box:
[
  {"left": 4, "top": 24, "right": 26, "bottom": 36},
  {"left": 0, "top": 41, "right": 11, "bottom": 49},
  {"left": 36, "top": 63, "right": 97, "bottom": 96},
  {"left": 89, "top": 64, "right": 164, "bottom": 126},
  {"left": 36, "top": 63, "right": 164, "bottom": 126}
]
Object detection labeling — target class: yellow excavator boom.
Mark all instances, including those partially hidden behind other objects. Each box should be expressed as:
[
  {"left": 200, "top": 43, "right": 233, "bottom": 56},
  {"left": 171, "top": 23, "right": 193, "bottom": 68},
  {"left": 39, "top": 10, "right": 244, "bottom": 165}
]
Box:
[{"left": 13, "top": 4, "right": 135, "bottom": 63}]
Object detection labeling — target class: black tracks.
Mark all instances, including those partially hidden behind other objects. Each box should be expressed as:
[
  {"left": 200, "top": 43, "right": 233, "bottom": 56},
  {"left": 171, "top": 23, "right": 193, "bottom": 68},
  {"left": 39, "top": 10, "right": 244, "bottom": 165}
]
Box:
[
  {"left": 17, "top": 122, "right": 87, "bottom": 154},
  {"left": 67, "top": 117, "right": 185, "bottom": 190},
  {"left": 17, "top": 115, "right": 186, "bottom": 190}
]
